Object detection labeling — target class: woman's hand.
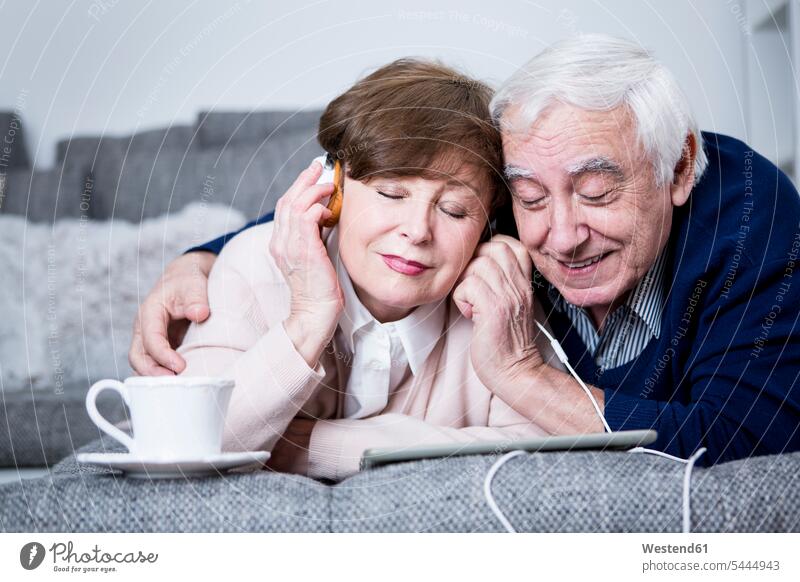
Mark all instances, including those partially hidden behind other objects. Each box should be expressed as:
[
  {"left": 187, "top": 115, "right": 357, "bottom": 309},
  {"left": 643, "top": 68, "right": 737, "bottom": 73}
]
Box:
[{"left": 270, "top": 160, "right": 345, "bottom": 367}]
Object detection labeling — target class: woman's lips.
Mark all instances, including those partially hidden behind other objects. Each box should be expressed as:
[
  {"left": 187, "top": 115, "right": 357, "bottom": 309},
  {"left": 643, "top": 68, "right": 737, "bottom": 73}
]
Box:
[{"left": 380, "top": 254, "right": 431, "bottom": 276}]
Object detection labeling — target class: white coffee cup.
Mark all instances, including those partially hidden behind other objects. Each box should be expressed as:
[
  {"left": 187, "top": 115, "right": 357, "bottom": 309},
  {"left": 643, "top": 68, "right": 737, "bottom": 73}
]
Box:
[{"left": 86, "top": 376, "right": 234, "bottom": 459}]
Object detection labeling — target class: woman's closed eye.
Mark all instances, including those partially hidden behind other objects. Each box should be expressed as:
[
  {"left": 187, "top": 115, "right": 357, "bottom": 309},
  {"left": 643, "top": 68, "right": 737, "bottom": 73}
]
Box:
[
  {"left": 377, "top": 190, "right": 404, "bottom": 200},
  {"left": 377, "top": 190, "right": 468, "bottom": 220},
  {"left": 438, "top": 204, "right": 468, "bottom": 219}
]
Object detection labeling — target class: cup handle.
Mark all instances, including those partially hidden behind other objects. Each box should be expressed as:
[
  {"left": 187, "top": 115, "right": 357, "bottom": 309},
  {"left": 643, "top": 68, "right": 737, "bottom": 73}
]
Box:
[{"left": 86, "top": 379, "right": 135, "bottom": 453}]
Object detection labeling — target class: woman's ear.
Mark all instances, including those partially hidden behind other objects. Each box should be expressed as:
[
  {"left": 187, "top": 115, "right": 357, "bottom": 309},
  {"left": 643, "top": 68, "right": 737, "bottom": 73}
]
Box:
[{"left": 670, "top": 133, "right": 697, "bottom": 207}]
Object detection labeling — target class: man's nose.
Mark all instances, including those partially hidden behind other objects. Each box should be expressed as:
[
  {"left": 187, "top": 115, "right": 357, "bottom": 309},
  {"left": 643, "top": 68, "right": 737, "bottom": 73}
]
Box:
[
  {"left": 399, "top": 200, "right": 434, "bottom": 244},
  {"left": 546, "top": 196, "right": 590, "bottom": 256}
]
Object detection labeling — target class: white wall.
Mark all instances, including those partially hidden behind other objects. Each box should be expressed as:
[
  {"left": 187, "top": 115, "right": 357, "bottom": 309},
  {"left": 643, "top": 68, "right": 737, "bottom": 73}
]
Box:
[{"left": 0, "top": 0, "right": 757, "bottom": 169}]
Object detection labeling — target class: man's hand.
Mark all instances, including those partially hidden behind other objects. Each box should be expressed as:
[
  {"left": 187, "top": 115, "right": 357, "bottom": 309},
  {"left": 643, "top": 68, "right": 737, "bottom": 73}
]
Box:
[
  {"left": 453, "top": 235, "right": 606, "bottom": 435},
  {"left": 128, "top": 251, "right": 217, "bottom": 375},
  {"left": 265, "top": 417, "right": 316, "bottom": 474},
  {"left": 452, "top": 235, "right": 545, "bottom": 391}
]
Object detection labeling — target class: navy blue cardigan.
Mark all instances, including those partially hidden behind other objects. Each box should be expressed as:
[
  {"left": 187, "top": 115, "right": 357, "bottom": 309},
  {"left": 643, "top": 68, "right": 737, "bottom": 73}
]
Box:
[{"left": 191, "top": 132, "right": 800, "bottom": 465}]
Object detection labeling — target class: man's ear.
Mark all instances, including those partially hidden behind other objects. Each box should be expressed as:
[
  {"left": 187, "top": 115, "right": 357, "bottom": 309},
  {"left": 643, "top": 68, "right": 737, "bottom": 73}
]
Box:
[{"left": 670, "top": 133, "right": 697, "bottom": 207}]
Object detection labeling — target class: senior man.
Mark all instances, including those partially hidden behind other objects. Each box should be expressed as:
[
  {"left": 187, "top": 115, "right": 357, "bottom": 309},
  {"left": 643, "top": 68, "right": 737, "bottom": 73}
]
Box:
[{"left": 129, "top": 35, "right": 800, "bottom": 466}]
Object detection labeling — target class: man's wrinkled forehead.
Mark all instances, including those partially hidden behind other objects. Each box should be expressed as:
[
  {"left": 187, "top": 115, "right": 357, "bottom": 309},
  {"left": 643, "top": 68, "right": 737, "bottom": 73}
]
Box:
[
  {"left": 502, "top": 102, "right": 633, "bottom": 142},
  {"left": 500, "top": 102, "right": 643, "bottom": 174}
]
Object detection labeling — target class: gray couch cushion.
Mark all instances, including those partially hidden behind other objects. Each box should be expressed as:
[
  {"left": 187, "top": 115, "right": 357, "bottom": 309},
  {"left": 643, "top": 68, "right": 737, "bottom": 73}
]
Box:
[
  {"left": 80, "top": 110, "right": 323, "bottom": 222},
  {"left": 330, "top": 451, "right": 798, "bottom": 533},
  {"left": 0, "top": 384, "right": 126, "bottom": 468},
  {"left": 0, "top": 111, "right": 96, "bottom": 221},
  {"left": 56, "top": 126, "right": 197, "bottom": 170},
  {"left": 0, "top": 112, "right": 29, "bottom": 169},
  {"left": 2, "top": 110, "right": 323, "bottom": 222},
  {"left": 1, "top": 165, "right": 91, "bottom": 221},
  {"left": 3, "top": 437, "right": 798, "bottom": 532},
  {"left": 330, "top": 451, "right": 724, "bottom": 532},
  {"left": 90, "top": 133, "right": 321, "bottom": 221},
  {"left": 1, "top": 434, "right": 329, "bottom": 532},
  {"left": 196, "top": 110, "right": 322, "bottom": 148},
  {"left": 1, "top": 470, "right": 329, "bottom": 533}
]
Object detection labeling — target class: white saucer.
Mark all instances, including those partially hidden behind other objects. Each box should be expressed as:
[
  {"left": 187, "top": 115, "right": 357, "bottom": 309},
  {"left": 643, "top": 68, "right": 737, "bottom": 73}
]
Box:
[{"left": 76, "top": 451, "right": 270, "bottom": 479}]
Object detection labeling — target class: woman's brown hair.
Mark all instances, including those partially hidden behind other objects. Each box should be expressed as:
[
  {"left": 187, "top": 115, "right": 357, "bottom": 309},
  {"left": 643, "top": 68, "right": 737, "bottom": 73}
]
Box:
[{"left": 317, "top": 58, "right": 506, "bottom": 217}]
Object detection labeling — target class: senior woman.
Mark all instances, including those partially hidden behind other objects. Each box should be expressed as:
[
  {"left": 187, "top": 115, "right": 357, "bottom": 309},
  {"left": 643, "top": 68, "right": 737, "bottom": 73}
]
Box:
[{"left": 176, "top": 59, "right": 559, "bottom": 480}]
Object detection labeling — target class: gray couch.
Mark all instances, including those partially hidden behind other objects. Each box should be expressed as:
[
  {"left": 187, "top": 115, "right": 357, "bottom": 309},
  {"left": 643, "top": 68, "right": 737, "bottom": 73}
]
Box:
[
  {"left": 4, "top": 434, "right": 800, "bottom": 532},
  {"left": 2, "top": 110, "right": 799, "bottom": 532}
]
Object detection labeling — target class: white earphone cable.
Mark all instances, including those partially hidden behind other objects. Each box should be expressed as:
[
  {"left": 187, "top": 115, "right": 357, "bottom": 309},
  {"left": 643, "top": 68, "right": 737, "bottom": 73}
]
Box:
[
  {"left": 484, "top": 322, "right": 707, "bottom": 533},
  {"left": 483, "top": 450, "right": 527, "bottom": 533},
  {"left": 535, "top": 321, "right": 612, "bottom": 433}
]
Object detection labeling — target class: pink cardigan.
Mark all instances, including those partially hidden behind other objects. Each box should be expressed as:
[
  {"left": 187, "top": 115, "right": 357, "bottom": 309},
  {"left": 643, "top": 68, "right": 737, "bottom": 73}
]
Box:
[{"left": 178, "top": 222, "right": 560, "bottom": 480}]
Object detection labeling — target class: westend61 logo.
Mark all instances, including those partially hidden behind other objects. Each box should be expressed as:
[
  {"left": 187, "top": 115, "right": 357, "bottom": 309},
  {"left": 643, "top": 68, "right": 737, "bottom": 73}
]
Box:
[{"left": 20, "top": 540, "right": 158, "bottom": 574}]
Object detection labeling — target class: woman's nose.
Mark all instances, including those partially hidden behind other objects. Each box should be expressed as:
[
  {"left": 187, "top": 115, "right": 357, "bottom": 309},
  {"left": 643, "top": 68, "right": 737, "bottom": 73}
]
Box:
[{"left": 399, "top": 200, "right": 434, "bottom": 244}]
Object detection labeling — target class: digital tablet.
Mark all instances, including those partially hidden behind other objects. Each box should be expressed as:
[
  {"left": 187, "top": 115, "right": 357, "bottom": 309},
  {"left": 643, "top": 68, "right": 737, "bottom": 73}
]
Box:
[{"left": 360, "top": 429, "right": 658, "bottom": 470}]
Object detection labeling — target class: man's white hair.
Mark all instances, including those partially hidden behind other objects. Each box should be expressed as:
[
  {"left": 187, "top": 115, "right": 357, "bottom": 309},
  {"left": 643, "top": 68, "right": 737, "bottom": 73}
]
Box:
[{"left": 490, "top": 34, "right": 708, "bottom": 186}]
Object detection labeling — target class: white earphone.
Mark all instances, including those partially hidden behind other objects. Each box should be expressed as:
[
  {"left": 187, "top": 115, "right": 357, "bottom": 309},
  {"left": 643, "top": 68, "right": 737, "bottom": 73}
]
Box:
[{"left": 312, "top": 154, "right": 343, "bottom": 228}]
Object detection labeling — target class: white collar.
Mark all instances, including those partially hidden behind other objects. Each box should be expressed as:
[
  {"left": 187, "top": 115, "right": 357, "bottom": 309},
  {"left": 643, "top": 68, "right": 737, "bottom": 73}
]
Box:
[{"left": 326, "top": 226, "right": 446, "bottom": 375}]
